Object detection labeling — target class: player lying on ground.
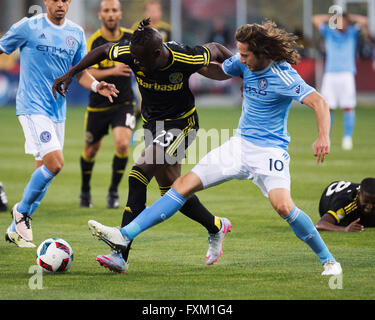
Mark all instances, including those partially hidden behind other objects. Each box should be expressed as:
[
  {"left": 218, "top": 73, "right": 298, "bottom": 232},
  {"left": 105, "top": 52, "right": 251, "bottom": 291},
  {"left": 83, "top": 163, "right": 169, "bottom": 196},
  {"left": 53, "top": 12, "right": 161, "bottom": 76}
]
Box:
[
  {"left": 86, "top": 21, "right": 342, "bottom": 276},
  {"left": 0, "top": 0, "right": 118, "bottom": 248},
  {"left": 53, "top": 18, "right": 234, "bottom": 273},
  {"left": 316, "top": 178, "right": 375, "bottom": 232}
]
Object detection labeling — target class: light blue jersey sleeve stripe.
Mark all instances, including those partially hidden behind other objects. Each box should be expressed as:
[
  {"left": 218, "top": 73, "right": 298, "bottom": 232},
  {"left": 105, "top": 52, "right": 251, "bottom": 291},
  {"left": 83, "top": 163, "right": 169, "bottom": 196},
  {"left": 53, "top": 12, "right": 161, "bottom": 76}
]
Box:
[
  {"left": 298, "top": 88, "right": 316, "bottom": 102},
  {"left": 278, "top": 65, "right": 294, "bottom": 83},
  {"left": 270, "top": 65, "right": 292, "bottom": 86}
]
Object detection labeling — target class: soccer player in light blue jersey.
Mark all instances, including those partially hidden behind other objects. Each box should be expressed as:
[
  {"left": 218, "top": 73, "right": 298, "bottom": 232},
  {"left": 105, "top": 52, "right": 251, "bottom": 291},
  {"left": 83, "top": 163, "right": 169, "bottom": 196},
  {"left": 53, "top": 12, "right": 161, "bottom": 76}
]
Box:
[
  {"left": 87, "top": 21, "right": 342, "bottom": 275},
  {"left": 0, "top": 0, "right": 118, "bottom": 248},
  {"left": 312, "top": 12, "right": 370, "bottom": 150}
]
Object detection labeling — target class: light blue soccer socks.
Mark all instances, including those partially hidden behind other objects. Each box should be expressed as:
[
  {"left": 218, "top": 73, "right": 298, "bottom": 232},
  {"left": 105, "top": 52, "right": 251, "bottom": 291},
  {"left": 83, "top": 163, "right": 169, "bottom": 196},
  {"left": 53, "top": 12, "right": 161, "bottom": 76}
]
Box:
[
  {"left": 343, "top": 110, "right": 355, "bottom": 138},
  {"left": 284, "top": 206, "right": 335, "bottom": 265},
  {"left": 28, "top": 181, "right": 52, "bottom": 216},
  {"left": 17, "top": 166, "right": 56, "bottom": 214},
  {"left": 120, "top": 188, "right": 187, "bottom": 240}
]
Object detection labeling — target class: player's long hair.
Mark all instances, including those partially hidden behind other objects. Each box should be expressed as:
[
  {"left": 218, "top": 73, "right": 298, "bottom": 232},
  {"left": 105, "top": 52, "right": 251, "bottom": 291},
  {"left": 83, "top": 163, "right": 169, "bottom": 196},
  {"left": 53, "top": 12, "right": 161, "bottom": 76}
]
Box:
[
  {"left": 131, "top": 17, "right": 160, "bottom": 46},
  {"left": 235, "top": 20, "right": 302, "bottom": 65}
]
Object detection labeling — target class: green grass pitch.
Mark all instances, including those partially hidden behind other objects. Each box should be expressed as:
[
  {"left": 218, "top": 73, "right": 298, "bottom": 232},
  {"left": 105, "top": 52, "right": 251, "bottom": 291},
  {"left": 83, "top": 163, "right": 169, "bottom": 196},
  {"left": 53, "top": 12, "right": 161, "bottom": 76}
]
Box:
[{"left": 0, "top": 104, "right": 374, "bottom": 300}]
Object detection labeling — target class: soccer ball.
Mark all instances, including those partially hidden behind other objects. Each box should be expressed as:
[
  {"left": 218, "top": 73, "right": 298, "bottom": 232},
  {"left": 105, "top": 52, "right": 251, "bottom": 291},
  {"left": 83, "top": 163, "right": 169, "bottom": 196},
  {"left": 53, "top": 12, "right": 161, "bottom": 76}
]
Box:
[{"left": 36, "top": 238, "right": 73, "bottom": 273}]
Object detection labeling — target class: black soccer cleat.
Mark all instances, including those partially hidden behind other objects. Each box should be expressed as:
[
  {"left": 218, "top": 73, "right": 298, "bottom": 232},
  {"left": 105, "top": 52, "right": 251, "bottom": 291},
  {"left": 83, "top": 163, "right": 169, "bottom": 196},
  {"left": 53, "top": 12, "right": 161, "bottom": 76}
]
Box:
[
  {"left": 0, "top": 182, "right": 8, "bottom": 212},
  {"left": 80, "top": 191, "right": 93, "bottom": 208},
  {"left": 107, "top": 190, "right": 119, "bottom": 209}
]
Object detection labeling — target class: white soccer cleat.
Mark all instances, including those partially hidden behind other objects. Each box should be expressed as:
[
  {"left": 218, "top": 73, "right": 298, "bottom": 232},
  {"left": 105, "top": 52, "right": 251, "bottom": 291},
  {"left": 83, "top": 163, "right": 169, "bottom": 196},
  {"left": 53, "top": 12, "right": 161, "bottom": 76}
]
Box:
[
  {"left": 5, "top": 226, "right": 36, "bottom": 248},
  {"left": 321, "top": 261, "right": 342, "bottom": 276},
  {"left": 206, "top": 217, "right": 232, "bottom": 265},
  {"left": 12, "top": 203, "right": 33, "bottom": 241},
  {"left": 88, "top": 220, "right": 130, "bottom": 252},
  {"left": 342, "top": 136, "right": 353, "bottom": 150}
]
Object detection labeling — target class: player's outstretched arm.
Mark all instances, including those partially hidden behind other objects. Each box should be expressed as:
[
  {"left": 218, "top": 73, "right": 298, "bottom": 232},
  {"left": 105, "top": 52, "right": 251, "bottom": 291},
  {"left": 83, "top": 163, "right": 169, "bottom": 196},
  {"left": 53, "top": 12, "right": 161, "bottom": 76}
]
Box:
[
  {"left": 316, "top": 214, "right": 364, "bottom": 232},
  {"left": 204, "top": 42, "right": 233, "bottom": 63},
  {"left": 52, "top": 43, "right": 113, "bottom": 99},
  {"left": 302, "top": 91, "right": 330, "bottom": 164},
  {"left": 197, "top": 62, "right": 231, "bottom": 81}
]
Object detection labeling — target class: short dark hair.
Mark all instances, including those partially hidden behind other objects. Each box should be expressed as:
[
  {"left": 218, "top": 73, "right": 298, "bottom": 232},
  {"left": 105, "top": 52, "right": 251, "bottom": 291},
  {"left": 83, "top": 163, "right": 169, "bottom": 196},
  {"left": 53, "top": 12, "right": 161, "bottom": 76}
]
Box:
[
  {"left": 360, "top": 178, "right": 375, "bottom": 194},
  {"left": 131, "top": 18, "right": 161, "bottom": 46}
]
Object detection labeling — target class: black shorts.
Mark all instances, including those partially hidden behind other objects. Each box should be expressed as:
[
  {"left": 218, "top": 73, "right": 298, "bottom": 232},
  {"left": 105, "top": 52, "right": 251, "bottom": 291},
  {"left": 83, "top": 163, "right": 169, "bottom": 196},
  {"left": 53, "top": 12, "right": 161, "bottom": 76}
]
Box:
[
  {"left": 85, "top": 103, "right": 135, "bottom": 143},
  {"left": 143, "top": 111, "right": 199, "bottom": 164}
]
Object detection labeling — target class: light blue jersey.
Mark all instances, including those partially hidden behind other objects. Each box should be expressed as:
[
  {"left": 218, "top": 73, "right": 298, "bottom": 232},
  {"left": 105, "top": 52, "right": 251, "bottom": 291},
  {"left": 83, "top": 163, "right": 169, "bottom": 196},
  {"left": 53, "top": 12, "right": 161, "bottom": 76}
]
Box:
[
  {"left": 0, "top": 14, "right": 87, "bottom": 122},
  {"left": 222, "top": 54, "right": 315, "bottom": 150},
  {"left": 320, "top": 23, "right": 359, "bottom": 74}
]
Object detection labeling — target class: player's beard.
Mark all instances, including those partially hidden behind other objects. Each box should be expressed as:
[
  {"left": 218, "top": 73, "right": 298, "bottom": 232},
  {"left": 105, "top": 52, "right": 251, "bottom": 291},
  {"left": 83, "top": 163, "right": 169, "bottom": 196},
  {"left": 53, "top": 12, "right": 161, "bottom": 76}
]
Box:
[
  {"left": 103, "top": 20, "right": 119, "bottom": 33},
  {"left": 53, "top": 9, "right": 67, "bottom": 22},
  {"left": 248, "top": 59, "right": 271, "bottom": 72}
]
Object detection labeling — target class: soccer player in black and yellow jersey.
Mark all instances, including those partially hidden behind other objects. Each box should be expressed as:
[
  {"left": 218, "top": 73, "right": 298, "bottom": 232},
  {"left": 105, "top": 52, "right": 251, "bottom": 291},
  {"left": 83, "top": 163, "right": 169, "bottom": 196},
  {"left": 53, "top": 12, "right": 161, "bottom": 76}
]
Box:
[
  {"left": 80, "top": 0, "right": 136, "bottom": 209},
  {"left": 53, "top": 18, "right": 233, "bottom": 273},
  {"left": 316, "top": 178, "right": 375, "bottom": 232}
]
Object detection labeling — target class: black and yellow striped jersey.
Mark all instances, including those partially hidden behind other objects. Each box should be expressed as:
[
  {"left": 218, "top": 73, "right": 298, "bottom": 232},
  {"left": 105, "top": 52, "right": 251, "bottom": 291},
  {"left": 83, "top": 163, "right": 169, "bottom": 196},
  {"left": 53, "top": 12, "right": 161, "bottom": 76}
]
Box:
[
  {"left": 108, "top": 41, "right": 211, "bottom": 122},
  {"left": 319, "top": 181, "right": 375, "bottom": 227},
  {"left": 87, "top": 28, "right": 134, "bottom": 110}
]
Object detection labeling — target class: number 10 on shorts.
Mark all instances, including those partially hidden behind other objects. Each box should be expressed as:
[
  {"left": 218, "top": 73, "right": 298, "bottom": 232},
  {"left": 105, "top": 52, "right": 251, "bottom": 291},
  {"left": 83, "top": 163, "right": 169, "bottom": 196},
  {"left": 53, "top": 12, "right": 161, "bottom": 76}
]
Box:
[{"left": 269, "top": 158, "right": 284, "bottom": 172}]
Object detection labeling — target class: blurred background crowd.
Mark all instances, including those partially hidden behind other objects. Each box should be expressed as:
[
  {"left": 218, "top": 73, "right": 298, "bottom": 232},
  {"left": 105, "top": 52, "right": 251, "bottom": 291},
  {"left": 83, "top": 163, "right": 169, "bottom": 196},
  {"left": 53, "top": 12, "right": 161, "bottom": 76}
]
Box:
[{"left": 0, "top": 0, "right": 374, "bottom": 107}]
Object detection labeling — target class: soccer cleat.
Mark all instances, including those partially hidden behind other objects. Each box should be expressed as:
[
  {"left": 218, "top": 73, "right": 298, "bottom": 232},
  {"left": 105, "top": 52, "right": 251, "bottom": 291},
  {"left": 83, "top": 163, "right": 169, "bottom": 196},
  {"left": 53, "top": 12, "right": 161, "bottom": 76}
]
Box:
[
  {"left": 342, "top": 136, "right": 353, "bottom": 150},
  {"left": 107, "top": 190, "right": 119, "bottom": 209},
  {"left": 88, "top": 220, "right": 130, "bottom": 252},
  {"left": 96, "top": 250, "right": 129, "bottom": 273},
  {"left": 5, "top": 226, "right": 36, "bottom": 248},
  {"left": 321, "top": 261, "right": 342, "bottom": 276},
  {"left": 12, "top": 203, "right": 33, "bottom": 241},
  {"left": 206, "top": 217, "right": 232, "bottom": 265},
  {"left": 80, "top": 191, "right": 93, "bottom": 208},
  {"left": 0, "top": 182, "right": 8, "bottom": 212}
]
